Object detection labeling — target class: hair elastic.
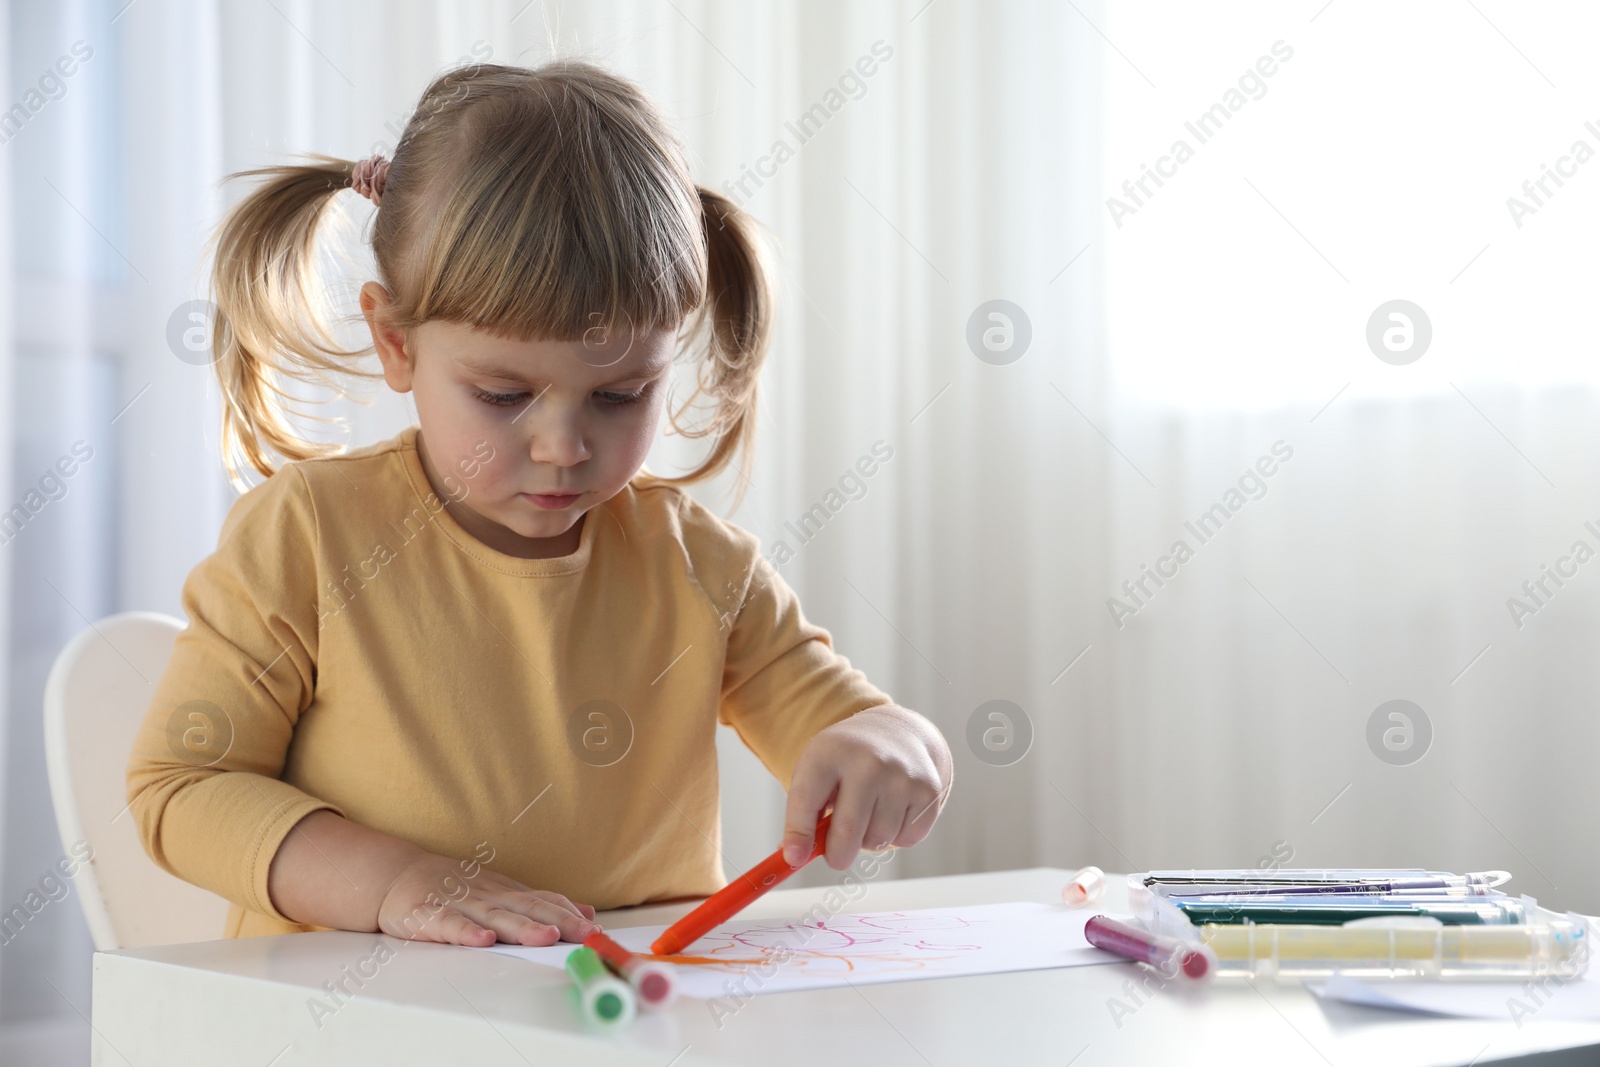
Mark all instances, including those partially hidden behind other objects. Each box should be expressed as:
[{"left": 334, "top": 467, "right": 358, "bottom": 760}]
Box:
[{"left": 350, "top": 153, "right": 390, "bottom": 205}]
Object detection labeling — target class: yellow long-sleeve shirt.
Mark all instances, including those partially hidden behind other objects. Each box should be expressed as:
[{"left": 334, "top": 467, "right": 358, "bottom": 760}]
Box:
[{"left": 127, "top": 425, "right": 891, "bottom": 939}]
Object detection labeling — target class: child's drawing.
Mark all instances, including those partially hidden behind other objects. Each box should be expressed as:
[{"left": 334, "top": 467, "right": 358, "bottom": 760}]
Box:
[
  {"left": 657, "top": 911, "right": 989, "bottom": 976},
  {"left": 484, "top": 901, "right": 1123, "bottom": 997}
]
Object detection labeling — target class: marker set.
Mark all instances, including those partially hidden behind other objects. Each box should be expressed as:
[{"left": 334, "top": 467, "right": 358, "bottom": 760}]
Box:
[{"left": 1079, "top": 868, "right": 1592, "bottom": 982}]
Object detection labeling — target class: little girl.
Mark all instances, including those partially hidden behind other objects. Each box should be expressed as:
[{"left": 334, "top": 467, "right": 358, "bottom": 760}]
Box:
[{"left": 126, "top": 58, "right": 952, "bottom": 947}]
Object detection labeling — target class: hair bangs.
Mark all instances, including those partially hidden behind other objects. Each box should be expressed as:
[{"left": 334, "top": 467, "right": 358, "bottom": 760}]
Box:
[{"left": 404, "top": 88, "right": 705, "bottom": 344}]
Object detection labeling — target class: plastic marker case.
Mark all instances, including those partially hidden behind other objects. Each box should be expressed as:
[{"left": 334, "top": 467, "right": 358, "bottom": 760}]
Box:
[{"left": 1123, "top": 868, "right": 1593, "bottom": 981}]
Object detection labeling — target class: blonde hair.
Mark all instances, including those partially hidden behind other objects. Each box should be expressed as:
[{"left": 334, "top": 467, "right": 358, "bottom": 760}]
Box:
[{"left": 208, "top": 58, "right": 772, "bottom": 498}]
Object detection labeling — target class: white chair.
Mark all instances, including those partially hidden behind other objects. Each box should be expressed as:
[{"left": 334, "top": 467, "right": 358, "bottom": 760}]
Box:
[{"left": 43, "top": 611, "right": 230, "bottom": 950}]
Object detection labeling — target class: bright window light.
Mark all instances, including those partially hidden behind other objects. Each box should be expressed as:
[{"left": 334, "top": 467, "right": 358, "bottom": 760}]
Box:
[{"left": 1103, "top": 1, "right": 1600, "bottom": 410}]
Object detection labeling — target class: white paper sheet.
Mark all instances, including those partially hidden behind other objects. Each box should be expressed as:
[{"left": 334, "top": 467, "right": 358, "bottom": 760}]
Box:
[
  {"left": 482, "top": 901, "right": 1123, "bottom": 997},
  {"left": 1309, "top": 972, "right": 1600, "bottom": 1023}
]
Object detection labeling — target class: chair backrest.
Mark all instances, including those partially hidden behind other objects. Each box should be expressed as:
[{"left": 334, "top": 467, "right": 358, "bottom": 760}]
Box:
[{"left": 43, "top": 611, "right": 230, "bottom": 950}]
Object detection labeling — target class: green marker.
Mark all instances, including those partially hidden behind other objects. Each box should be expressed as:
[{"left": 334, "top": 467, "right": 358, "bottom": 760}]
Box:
[{"left": 565, "top": 946, "right": 636, "bottom": 1030}]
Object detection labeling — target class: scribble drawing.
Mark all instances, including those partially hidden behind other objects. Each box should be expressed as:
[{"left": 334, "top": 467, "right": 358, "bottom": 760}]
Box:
[{"left": 655, "top": 912, "right": 991, "bottom": 974}]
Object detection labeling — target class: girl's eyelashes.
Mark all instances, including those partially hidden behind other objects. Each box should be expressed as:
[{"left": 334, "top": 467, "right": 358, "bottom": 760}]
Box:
[
  {"left": 472, "top": 387, "right": 528, "bottom": 407},
  {"left": 470, "top": 383, "right": 653, "bottom": 409}
]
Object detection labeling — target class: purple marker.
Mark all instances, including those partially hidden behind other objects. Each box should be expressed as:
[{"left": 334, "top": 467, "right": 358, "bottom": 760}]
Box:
[{"left": 1084, "top": 915, "right": 1215, "bottom": 981}]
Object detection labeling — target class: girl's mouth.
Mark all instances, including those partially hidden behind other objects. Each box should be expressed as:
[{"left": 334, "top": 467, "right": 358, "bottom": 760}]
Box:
[{"left": 522, "top": 492, "right": 583, "bottom": 510}]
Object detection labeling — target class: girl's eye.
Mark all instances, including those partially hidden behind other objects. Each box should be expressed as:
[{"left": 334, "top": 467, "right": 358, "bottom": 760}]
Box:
[
  {"left": 472, "top": 388, "right": 528, "bottom": 407},
  {"left": 471, "top": 384, "right": 651, "bottom": 408}
]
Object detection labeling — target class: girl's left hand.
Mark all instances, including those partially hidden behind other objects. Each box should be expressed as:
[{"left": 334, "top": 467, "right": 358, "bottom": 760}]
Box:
[{"left": 780, "top": 704, "right": 953, "bottom": 870}]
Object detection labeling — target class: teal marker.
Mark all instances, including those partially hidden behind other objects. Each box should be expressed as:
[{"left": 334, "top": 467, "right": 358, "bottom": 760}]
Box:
[
  {"left": 1173, "top": 896, "right": 1529, "bottom": 926},
  {"left": 565, "top": 946, "right": 636, "bottom": 1030}
]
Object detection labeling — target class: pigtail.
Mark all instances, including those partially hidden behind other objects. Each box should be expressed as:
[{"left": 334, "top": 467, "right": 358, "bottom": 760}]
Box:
[
  {"left": 208, "top": 153, "right": 381, "bottom": 492},
  {"left": 659, "top": 186, "right": 775, "bottom": 505}
]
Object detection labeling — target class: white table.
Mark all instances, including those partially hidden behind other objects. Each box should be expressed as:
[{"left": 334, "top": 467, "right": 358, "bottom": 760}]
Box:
[{"left": 92, "top": 867, "right": 1600, "bottom": 1066}]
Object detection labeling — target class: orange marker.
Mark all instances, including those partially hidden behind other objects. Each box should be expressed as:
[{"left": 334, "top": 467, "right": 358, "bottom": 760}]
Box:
[
  {"left": 651, "top": 812, "right": 833, "bottom": 956},
  {"left": 584, "top": 930, "right": 677, "bottom": 1010}
]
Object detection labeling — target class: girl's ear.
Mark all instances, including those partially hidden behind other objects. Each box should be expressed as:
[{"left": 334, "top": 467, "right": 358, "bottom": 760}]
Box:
[{"left": 360, "top": 281, "right": 415, "bottom": 392}]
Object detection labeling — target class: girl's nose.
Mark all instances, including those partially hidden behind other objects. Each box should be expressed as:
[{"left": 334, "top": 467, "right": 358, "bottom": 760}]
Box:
[{"left": 526, "top": 412, "right": 590, "bottom": 467}]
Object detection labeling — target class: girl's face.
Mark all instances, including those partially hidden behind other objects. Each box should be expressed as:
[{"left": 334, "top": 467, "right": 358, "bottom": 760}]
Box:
[{"left": 363, "top": 283, "right": 677, "bottom": 559}]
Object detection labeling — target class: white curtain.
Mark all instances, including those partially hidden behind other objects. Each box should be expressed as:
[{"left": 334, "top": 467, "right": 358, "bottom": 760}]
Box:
[
  {"left": 4, "top": 0, "right": 130, "bottom": 1049},
  {"left": 1085, "top": 1, "right": 1600, "bottom": 911},
  {"left": 14, "top": 0, "right": 1600, "bottom": 1057}
]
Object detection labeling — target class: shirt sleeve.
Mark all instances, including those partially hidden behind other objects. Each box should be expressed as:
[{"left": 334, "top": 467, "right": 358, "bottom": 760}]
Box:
[
  {"left": 718, "top": 551, "right": 893, "bottom": 788},
  {"left": 126, "top": 464, "right": 343, "bottom": 922}
]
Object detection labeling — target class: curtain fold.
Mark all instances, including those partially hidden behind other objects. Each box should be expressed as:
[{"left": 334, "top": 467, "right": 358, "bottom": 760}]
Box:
[{"left": 3, "top": 0, "right": 121, "bottom": 1036}]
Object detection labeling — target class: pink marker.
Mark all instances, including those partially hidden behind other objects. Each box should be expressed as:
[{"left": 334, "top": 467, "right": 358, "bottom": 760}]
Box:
[
  {"left": 1084, "top": 915, "right": 1215, "bottom": 981},
  {"left": 585, "top": 931, "right": 677, "bottom": 1009}
]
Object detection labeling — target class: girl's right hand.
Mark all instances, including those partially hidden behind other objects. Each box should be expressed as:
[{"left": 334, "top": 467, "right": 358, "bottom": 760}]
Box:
[{"left": 376, "top": 852, "right": 601, "bottom": 947}]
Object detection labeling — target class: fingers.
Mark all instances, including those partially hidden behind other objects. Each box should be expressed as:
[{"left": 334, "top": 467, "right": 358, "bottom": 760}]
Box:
[
  {"left": 377, "top": 852, "right": 605, "bottom": 948},
  {"left": 477, "top": 907, "right": 564, "bottom": 947},
  {"left": 827, "top": 776, "right": 949, "bottom": 869},
  {"left": 521, "top": 890, "right": 602, "bottom": 938},
  {"left": 401, "top": 889, "right": 602, "bottom": 947},
  {"left": 399, "top": 907, "right": 497, "bottom": 948},
  {"left": 783, "top": 706, "right": 953, "bottom": 869},
  {"left": 537, "top": 902, "right": 602, "bottom": 944},
  {"left": 782, "top": 763, "right": 839, "bottom": 867},
  {"left": 518, "top": 894, "right": 602, "bottom": 942},
  {"left": 526, "top": 890, "right": 599, "bottom": 927},
  {"left": 896, "top": 777, "right": 951, "bottom": 848},
  {"left": 823, "top": 784, "right": 876, "bottom": 871},
  {"left": 462, "top": 896, "right": 599, "bottom": 946},
  {"left": 863, "top": 799, "right": 907, "bottom": 855}
]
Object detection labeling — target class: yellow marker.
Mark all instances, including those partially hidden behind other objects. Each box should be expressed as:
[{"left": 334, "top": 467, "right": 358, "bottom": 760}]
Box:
[{"left": 1199, "top": 916, "right": 1590, "bottom": 979}]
